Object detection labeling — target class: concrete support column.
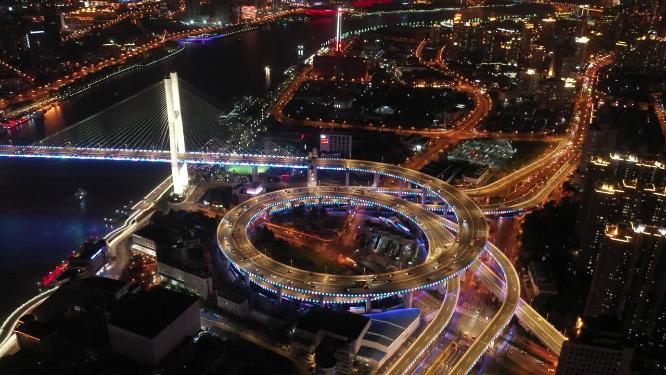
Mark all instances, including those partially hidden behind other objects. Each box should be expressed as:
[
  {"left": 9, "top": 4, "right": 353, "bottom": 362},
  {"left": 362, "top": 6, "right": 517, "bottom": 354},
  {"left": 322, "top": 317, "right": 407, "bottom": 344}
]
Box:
[
  {"left": 399, "top": 180, "right": 406, "bottom": 198},
  {"left": 277, "top": 287, "right": 283, "bottom": 304},
  {"left": 372, "top": 173, "right": 380, "bottom": 188},
  {"left": 245, "top": 274, "right": 253, "bottom": 289},
  {"left": 366, "top": 297, "right": 372, "bottom": 312},
  {"left": 251, "top": 165, "right": 259, "bottom": 183},
  {"left": 405, "top": 291, "right": 414, "bottom": 308},
  {"left": 308, "top": 165, "right": 317, "bottom": 187},
  {"left": 308, "top": 150, "right": 318, "bottom": 187},
  {"left": 345, "top": 171, "right": 350, "bottom": 186},
  {"left": 421, "top": 187, "right": 427, "bottom": 206}
]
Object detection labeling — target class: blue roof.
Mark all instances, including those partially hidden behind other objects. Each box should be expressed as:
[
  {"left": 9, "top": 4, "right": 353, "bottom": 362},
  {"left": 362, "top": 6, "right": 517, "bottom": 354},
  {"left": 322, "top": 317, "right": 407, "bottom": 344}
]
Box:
[
  {"left": 364, "top": 308, "right": 421, "bottom": 328},
  {"left": 362, "top": 308, "right": 420, "bottom": 347}
]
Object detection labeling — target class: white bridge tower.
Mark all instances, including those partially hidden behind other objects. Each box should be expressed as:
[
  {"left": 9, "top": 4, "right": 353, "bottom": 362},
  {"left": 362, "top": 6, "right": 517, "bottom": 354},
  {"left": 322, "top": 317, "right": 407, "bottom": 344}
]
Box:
[{"left": 164, "top": 72, "right": 189, "bottom": 196}]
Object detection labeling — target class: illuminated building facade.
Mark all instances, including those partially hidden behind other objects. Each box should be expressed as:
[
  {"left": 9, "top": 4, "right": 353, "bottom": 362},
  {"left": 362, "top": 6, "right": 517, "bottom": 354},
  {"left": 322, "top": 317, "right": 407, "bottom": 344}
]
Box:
[
  {"left": 577, "top": 153, "right": 666, "bottom": 367},
  {"left": 576, "top": 154, "right": 666, "bottom": 275},
  {"left": 319, "top": 133, "right": 352, "bottom": 158},
  {"left": 584, "top": 224, "right": 666, "bottom": 356},
  {"left": 556, "top": 316, "right": 633, "bottom": 375}
]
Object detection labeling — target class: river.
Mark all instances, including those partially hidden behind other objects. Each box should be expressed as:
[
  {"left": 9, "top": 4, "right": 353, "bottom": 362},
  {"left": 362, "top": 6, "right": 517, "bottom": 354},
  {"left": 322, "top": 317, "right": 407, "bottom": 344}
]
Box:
[{"left": 0, "top": 3, "right": 551, "bottom": 321}]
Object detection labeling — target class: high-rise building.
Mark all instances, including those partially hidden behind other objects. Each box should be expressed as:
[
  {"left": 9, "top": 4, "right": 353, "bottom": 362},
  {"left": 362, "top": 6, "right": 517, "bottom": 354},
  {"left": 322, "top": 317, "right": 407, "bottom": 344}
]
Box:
[
  {"left": 573, "top": 36, "right": 590, "bottom": 70},
  {"left": 548, "top": 37, "right": 565, "bottom": 79},
  {"left": 448, "top": 22, "right": 483, "bottom": 62},
  {"left": 319, "top": 133, "right": 352, "bottom": 158},
  {"left": 188, "top": 0, "right": 201, "bottom": 22},
  {"left": 583, "top": 224, "right": 666, "bottom": 354},
  {"left": 556, "top": 316, "right": 634, "bottom": 375},
  {"left": 429, "top": 24, "right": 441, "bottom": 43},
  {"left": 576, "top": 153, "right": 666, "bottom": 275},
  {"left": 517, "top": 68, "right": 541, "bottom": 96},
  {"left": 619, "top": 35, "right": 666, "bottom": 73},
  {"left": 579, "top": 123, "right": 618, "bottom": 177}
]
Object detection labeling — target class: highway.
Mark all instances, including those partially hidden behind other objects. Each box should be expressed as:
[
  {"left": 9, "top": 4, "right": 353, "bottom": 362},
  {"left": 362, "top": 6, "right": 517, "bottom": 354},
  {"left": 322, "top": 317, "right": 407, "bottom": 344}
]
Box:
[
  {"left": 384, "top": 277, "right": 460, "bottom": 375},
  {"left": 216, "top": 172, "right": 523, "bottom": 375},
  {"left": 476, "top": 261, "right": 566, "bottom": 354},
  {"left": 0, "top": 141, "right": 572, "bottom": 213},
  {"left": 0, "top": 148, "right": 559, "bottom": 373},
  {"left": 217, "top": 185, "right": 484, "bottom": 302},
  {"left": 465, "top": 53, "right": 614, "bottom": 200},
  {"left": 0, "top": 288, "right": 58, "bottom": 357},
  {"left": 0, "top": 12, "right": 614, "bottom": 375},
  {"left": 0, "top": 176, "right": 175, "bottom": 358},
  {"left": 424, "top": 241, "right": 520, "bottom": 375}
]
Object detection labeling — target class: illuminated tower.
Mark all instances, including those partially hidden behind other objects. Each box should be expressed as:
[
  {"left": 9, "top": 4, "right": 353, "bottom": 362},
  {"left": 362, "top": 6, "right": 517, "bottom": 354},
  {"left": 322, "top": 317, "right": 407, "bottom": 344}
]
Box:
[
  {"left": 335, "top": 7, "right": 342, "bottom": 53},
  {"left": 164, "top": 72, "right": 189, "bottom": 196}
]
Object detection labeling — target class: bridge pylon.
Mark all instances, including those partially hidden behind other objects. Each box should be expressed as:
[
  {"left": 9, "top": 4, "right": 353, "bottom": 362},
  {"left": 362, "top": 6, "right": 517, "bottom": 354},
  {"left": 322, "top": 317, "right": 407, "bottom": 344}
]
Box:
[{"left": 164, "top": 72, "right": 189, "bottom": 196}]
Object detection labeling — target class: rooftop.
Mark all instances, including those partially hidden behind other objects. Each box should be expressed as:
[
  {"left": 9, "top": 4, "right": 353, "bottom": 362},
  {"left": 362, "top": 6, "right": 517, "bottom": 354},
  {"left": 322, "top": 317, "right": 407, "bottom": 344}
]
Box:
[
  {"left": 363, "top": 308, "right": 420, "bottom": 347},
  {"left": 570, "top": 315, "right": 633, "bottom": 350},
  {"left": 357, "top": 345, "right": 387, "bottom": 362},
  {"left": 157, "top": 247, "right": 210, "bottom": 278},
  {"left": 217, "top": 287, "right": 247, "bottom": 304},
  {"left": 109, "top": 287, "right": 199, "bottom": 338},
  {"left": 297, "top": 308, "right": 370, "bottom": 341},
  {"left": 134, "top": 224, "right": 182, "bottom": 247}
]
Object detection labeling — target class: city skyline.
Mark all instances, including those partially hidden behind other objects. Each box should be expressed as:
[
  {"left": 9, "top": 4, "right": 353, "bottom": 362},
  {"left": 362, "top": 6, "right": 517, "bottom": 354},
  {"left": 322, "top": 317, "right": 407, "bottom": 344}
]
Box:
[{"left": 0, "top": 0, "right": 665, "bottom": 374}]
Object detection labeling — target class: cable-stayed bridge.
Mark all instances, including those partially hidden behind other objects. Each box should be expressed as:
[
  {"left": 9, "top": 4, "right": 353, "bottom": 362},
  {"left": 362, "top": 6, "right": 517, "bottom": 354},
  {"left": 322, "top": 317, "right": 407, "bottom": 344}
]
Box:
[
  {"left": 0, "top": 73, "right": 566, "bottom": 366},
  {"left": 33, "top": 76, "right": 299, "bottom": 156}
]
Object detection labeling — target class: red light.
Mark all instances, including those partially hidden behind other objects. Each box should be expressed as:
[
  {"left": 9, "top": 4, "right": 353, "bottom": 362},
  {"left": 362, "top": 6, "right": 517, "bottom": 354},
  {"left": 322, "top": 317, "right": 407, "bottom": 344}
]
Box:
[
  {"left": 305, "top": 9, "right": 338, "bottom": 15},
  {"left": 40, "top": 261, "right": 69, "bottom": 286}
]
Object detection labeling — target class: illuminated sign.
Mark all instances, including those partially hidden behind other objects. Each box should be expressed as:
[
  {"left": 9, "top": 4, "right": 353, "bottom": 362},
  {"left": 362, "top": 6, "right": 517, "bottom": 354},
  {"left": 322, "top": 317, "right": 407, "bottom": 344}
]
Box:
[{"left": 240, "top": 5, "right": 256, "bottom": 20}]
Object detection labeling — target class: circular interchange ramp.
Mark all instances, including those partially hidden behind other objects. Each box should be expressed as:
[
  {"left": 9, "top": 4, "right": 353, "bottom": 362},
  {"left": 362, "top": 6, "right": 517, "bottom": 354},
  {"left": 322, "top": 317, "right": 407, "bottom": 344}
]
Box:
[{"left": 217, "top": 158, "right": 488, "bottom": 304}]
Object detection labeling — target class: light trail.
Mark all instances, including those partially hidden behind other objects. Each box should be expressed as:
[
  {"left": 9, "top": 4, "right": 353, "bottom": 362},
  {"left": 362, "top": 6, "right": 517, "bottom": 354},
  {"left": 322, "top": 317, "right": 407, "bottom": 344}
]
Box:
[
  {"left": 0, "top": 28, "right": 606, "bottom": 371},
  {"left": 465, "top": 54, "right": 614, "bottom": 200},
  {"left": 0, "top": 288, "right": 59, "bottom": 356},
  {"left": 475, "top": 261, "right": 566, "bottom": 353},
  {"left": 217, "top": 183, "right": 485, "bottom": 303},
  {"left": 384, "top": 277, "right": 460, "bottom": 375}
]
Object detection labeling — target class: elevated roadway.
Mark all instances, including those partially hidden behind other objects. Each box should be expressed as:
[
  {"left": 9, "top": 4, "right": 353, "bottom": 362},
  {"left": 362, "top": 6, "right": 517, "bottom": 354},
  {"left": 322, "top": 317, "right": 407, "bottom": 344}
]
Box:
[
  {"left": 217, "top": 185, "right": 485, "bottom": 302},
  {"left": 465, "top": 54, "right": 614, "bottom": 200},
  {"left": 0, "top": 288, "right": 58, "bottom": 357},
  {"left": 384, "top": 277, "right": 460, "bottom": 375},
  {"left": 0, "top": 145, "right": 563, "bottom": 367},
  {"left": 424, "top": 241, "right": 520, "bottom": 375},
  {"left": 476, "top": 261, "right": 566, "bottom": 354},
  {"left": 0, "top": 144, "right": 561, "bottom": 214}
]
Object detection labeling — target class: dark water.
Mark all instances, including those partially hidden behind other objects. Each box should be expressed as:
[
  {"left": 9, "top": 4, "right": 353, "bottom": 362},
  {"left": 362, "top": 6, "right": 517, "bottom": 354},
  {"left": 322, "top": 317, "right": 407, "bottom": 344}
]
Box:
[
  {"left": 0, "top": 19, "right": 337, "bottom": 321},
  {"left": 0, "top": 4, "right": 552, "bottom": 321}
]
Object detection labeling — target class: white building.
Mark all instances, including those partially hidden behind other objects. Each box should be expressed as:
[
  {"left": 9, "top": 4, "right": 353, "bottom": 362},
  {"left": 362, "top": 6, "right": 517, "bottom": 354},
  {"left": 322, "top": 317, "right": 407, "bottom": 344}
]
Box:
[
  {"left": 158, "top": 260, "right": 214, "bottom": 298},
  {"left": 217, "top": 289, "right": 249, "bottom": 317}
]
